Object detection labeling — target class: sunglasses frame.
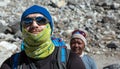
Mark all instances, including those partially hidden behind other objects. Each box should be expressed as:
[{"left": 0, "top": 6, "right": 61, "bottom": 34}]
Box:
[{"left": 22, "top": 16, "right": 49, "bottom": 26}]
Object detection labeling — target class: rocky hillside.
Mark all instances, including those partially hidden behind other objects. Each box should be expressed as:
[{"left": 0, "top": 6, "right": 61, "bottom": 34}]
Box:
[{"left": 0, "top": 0, "right": 120, "bottom": 69}]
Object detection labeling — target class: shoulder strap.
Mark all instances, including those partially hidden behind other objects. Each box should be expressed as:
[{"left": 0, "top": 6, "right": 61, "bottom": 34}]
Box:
[
  {"left": 57, "top": 47, "right": 70, "bottom": 69},
  {"left": 51, "top": 36, "right": 70, "bottom": 69},
  {"left": 51, "top": 37, "right": 69, "bottom": 61},
  {"left": 12, "top": 53, "right": 20, "bottom": 69}
]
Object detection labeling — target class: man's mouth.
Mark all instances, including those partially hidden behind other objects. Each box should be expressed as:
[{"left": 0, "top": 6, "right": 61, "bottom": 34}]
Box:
[{"left": 29, "top": 29, "right": 40, "bottom": 34}]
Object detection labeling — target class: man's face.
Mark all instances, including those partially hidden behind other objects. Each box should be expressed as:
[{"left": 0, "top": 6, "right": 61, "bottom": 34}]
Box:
[
  {"left": 22, "top": 13, "right": 48, "bottom": 34},
  {"left": 70, "top": 38, "right": 85, "bottom": 55}
]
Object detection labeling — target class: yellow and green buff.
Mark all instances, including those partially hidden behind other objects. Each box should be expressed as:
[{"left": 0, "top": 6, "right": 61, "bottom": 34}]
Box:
[{"left": 22, "top": 24, "right": 55, "bottom": 59}]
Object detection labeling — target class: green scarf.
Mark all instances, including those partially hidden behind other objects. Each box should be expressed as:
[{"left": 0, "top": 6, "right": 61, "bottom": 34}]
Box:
[{"left": 22, "top": 24, "right": 55, "bottom": 59}]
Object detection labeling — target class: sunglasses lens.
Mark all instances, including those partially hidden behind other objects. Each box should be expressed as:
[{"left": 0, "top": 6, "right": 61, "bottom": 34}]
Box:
[
  {"left": 36, "top": 17, "right": 47, "bottom": 25},
  {"left": 23, "top": 18, "right": 33, "bottom": 24},
  {"left": 22, "top": 17, "right": 48, "bottom": 26}
]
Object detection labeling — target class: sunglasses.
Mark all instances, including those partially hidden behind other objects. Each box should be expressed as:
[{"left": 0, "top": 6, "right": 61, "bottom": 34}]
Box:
[
  {"left": 22, "top": 16, "right": 49, "bottom": 26},
  {"left": 72, "top": 29, "right": 86, "bottom": 37}
]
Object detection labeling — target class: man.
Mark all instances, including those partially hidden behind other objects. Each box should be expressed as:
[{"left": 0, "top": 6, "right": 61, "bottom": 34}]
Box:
[
  {"left": 70, "top": 29, "right": 97, "bottom": 69},
  {"left": 0, "top": 5, "right": 85, "bottom": 69}
]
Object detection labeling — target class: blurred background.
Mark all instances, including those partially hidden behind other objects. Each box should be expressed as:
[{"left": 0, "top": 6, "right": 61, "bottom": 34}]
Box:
[{"left": 0, "top": 0, "right": 120, "bottom": 69}]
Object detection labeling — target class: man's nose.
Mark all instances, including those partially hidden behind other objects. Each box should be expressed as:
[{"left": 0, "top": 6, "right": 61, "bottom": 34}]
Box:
[
  {"left": 75, "top": 43, "right": 79, "bottom": 47},
  {"left": 31, "top": 21, "right": 39, "bottom": 27}
]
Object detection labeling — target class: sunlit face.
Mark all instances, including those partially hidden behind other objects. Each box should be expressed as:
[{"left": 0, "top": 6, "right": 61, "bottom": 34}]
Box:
[
  {"left": 22, "top": 13, "right": 47, "bottom": 34},
  {"left": 70, "top": 38, "right": 85, "bottom": 55}
]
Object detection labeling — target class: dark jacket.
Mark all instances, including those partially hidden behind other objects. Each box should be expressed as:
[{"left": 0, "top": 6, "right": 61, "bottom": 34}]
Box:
[{"left": 0, "top": 47, "right": 85, "bottom": 69}]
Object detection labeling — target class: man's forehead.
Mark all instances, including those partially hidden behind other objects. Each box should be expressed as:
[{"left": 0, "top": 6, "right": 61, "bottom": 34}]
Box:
[{"left": 26, "top": 13, "right": 44, "bottom": 17}]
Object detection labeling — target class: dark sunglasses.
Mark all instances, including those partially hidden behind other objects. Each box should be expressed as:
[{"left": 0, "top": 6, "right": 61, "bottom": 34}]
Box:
[
  {"left": 22, "top": 16, "right": 49, "bottom": 26},
  {"left": 72, "top": 29, "right": 86, "bottom": 37}
]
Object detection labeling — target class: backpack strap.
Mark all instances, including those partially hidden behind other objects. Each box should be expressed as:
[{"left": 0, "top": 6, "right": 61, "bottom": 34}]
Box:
[
  {"left": 57, "top": 47, "right": 70, "bottom": 69},
  {"left": 12, "top": 53, "right": 20, "bottom": 69},
  {"left": 21, "top": 41, "right": 24, "bottom": 51},
  {"left": 51, "top": 36, "right": 70, "bottom": 69},
  {"left": 51, "top": 36, "right": 70, "bottom": 62}
]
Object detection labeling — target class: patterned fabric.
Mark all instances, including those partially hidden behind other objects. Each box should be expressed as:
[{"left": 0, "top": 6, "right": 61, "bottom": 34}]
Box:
[{"left": 22, "top": 24, "right": 55, "bottom": 59}]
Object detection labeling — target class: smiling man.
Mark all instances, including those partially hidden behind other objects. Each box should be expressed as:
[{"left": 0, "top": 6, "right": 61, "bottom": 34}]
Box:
[{"left": 70, "top": 29, "right": 97, "bottom": 69}]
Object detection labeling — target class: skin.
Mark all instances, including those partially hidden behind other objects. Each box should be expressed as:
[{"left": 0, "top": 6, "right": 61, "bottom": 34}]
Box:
[
  {"left": 70, "top": 38, "right": 85, "bottom": 55},
  {"left": 23, "top": 13, "right": 46, "bottom": 34}
]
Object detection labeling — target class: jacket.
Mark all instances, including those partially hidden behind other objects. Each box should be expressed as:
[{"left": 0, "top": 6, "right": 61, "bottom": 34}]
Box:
[{"left": 0, "top": 47, "right": 85, "bottom": 69}]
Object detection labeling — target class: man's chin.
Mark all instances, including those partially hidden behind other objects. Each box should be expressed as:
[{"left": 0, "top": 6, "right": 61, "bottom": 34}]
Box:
[
  {"left": 30, "top": 32, "right": 40, "bottom": 36},
  {"left": 33, "top": 32, "right": 39, "bottom": 34},
  {"left": 30, "top": 31, "right": 40, "bottom": 34},
  {"left": 75, "top": 50, "right": 81, "bottom": 55}
]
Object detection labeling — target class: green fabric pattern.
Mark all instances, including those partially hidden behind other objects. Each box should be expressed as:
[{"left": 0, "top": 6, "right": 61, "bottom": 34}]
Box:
[{"left": 22, "top": 24, "right": 55, "bottom": 59}]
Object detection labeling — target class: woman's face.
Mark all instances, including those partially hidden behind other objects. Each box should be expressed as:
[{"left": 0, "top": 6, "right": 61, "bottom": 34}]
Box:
[
  {"left": 70, "top": 38, "right": 85, "bottom": 55},
  {"left": 22, "top": 13, "right": 47, "bottom": 34}
]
